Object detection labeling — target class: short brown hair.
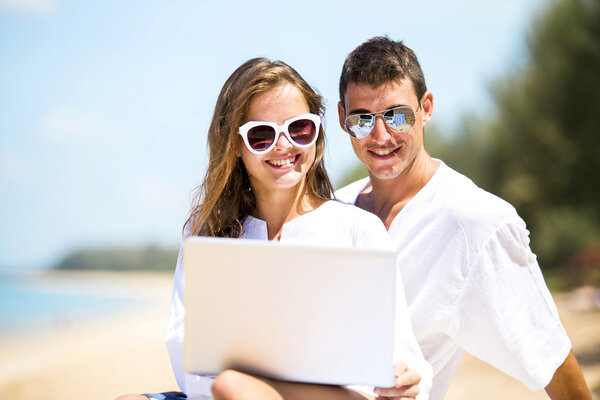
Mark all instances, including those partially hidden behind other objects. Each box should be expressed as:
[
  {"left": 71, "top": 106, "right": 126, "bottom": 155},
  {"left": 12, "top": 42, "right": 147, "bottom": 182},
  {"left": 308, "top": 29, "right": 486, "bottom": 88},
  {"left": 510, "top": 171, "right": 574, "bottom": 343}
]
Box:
[{"left": 339, "top": 36, "right": 427, "bottom": 108}]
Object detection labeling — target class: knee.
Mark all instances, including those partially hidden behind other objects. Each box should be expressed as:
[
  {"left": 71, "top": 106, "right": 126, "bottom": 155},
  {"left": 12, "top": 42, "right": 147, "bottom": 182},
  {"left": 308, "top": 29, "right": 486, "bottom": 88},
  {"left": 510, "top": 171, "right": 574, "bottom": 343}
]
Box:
[
  {"left": 211, "top": 369, "right": 249, "bottom": 399},
  {"left": 114, "top": 395, "right": 149, "bottom": 400}
]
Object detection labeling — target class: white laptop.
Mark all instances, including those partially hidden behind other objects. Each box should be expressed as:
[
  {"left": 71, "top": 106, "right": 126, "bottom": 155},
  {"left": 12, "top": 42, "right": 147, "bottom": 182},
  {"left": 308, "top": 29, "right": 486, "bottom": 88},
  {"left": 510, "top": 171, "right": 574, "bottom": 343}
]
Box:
[{"left": 183, "top": 236, "right": 397, "bottom": 388}]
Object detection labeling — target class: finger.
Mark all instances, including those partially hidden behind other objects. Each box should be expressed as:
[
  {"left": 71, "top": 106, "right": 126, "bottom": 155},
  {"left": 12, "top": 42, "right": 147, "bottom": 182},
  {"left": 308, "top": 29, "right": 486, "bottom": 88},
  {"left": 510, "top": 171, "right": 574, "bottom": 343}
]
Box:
[
  {"left": 374, "top": 385, "right": 420, "bottom": 398},
  {"left": 394, "top": 385, "right": 420, "bottom": 398},
  {"left": 393, "top": 362, "right": 408, "bottom": 374},
  {"left": 377, "top": 397, "right": 414, "bottom": 400},
  {"left": 395, "top": 368, "right": 421, "bottom": 387},
  {"left": 374, "top": 387, "right": 401, "bottom": 397}
]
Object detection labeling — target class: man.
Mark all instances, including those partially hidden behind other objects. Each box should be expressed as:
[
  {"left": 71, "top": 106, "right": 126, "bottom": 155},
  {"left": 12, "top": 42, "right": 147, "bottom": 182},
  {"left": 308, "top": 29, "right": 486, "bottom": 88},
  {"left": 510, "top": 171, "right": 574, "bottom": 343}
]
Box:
[{"left": 335, "top": 36, "right": 591, "bottom": 400}]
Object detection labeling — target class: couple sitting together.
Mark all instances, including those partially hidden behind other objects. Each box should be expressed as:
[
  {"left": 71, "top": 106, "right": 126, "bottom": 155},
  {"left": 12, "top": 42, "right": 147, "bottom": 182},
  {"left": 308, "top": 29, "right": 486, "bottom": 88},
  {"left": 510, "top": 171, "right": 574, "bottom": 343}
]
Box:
[{"left": 118, "top": 37, "right": 591, "bottom": 400}]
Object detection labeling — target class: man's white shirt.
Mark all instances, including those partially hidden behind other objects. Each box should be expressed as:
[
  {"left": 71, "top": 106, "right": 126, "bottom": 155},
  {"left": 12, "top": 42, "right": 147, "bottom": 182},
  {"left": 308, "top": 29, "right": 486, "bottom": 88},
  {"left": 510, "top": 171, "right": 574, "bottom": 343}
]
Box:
[{"left": 335, "top": 160, "right": 571, "bottom": 400}]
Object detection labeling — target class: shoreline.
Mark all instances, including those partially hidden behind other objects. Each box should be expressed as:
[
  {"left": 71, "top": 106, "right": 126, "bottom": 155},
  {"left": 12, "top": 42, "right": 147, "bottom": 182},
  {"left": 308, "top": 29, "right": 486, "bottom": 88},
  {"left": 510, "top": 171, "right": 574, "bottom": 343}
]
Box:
[
  {"left": 1, "top": 271, "right": 598, "bottom": 399},
  {"left": 0, "top": 270, "right": 179, "bottom": 400},
  {"left": 0, "top": 270, "right": 175, "bottom": 339}
]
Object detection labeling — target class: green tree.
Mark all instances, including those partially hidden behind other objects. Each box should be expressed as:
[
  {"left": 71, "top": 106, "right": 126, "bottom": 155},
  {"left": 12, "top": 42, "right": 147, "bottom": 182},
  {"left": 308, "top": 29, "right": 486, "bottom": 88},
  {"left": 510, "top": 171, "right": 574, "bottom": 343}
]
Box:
[
  {"left": 338, "top": 0, "right": 600, "bottom": 280},
  {"left": 54, "top": 245, "right": 178, "bottom": 272},
  {"left": 490, "top": 0, "right": 599, "bottom": 205},
  {"left": 486, "top": 0, "right": 600, "bottom": 274}
]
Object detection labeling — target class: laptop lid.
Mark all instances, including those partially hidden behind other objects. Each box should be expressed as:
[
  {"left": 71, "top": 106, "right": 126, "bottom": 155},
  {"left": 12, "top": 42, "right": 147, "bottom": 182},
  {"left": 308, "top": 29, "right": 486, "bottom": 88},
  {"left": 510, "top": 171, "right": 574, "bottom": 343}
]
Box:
[{"left": 183, "top": 236, "right": 396, "bottom": 387}]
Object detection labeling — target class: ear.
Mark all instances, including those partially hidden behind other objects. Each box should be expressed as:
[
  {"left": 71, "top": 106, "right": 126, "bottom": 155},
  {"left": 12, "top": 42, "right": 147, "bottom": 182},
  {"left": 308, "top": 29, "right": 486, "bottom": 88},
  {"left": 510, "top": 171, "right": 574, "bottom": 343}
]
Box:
[
  {"left": 420, "top": 91, "right": 434, "bottom": 127},
  {"left": 337, "top": 101, "right": 347, "bottom": 132}
]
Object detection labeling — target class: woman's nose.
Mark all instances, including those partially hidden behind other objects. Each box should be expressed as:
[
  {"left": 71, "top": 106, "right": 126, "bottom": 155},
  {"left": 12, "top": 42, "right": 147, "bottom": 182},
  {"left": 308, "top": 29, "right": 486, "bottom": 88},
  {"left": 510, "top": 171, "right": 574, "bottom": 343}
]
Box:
[{"left": 273, "top": 130, "right": 293, "bottom": 150}]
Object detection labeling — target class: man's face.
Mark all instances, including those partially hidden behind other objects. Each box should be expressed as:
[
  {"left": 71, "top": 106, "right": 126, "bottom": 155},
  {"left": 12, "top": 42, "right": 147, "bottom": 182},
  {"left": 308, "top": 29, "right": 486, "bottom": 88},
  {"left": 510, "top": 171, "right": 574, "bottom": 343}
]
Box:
[{"left": 338, "top": 79, "right": 433, "bottom": 181}]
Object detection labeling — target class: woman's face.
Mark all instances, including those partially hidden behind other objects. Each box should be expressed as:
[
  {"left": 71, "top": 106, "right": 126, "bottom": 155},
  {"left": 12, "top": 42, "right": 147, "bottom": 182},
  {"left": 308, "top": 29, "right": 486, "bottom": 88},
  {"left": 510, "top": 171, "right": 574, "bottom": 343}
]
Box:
[{"left": 238, "top": 83, "right": 316, "bottom": 196}]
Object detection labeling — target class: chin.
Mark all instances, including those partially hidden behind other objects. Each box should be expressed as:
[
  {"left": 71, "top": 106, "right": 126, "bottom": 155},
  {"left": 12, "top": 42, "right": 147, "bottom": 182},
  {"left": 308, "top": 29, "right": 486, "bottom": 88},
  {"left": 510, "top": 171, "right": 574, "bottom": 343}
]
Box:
[
  {"left": 272, "top": 174, "right": 305, "bottom": 189},
  {"left": 368, "top": 166, "right": 403, "bottom": 180}
]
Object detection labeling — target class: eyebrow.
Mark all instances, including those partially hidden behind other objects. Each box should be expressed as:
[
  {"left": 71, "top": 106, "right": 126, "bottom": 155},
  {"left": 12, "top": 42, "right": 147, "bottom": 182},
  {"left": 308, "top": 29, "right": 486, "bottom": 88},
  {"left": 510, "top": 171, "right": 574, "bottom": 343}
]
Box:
[{"left": 346, "top": 104, "right": 408, "bottom": 115}]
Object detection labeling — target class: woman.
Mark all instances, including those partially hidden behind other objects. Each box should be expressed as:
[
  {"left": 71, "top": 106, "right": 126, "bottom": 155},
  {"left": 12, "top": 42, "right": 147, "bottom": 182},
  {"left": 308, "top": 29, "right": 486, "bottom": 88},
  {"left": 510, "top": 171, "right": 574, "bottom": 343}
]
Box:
[{"left": 118, "top": 58, "right": 431, "bottom": 400}]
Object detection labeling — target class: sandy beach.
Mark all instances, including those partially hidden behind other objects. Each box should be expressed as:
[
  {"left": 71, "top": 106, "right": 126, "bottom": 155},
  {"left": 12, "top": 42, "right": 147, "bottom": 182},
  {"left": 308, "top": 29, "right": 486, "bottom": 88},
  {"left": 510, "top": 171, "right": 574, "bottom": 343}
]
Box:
[
  {"left": 0, "top": 271, "right": 598, "bottom": 400},
  {"left": 0, "top": 271, "right": 178, "bottom": 400},
  {"left": 445, "top": 287, "right": 600, "bottom": 399}
]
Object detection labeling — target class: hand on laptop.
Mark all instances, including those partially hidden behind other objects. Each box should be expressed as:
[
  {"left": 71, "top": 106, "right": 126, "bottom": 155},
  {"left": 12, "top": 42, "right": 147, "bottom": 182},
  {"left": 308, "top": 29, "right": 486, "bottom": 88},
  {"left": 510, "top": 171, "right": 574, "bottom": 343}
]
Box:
[{"left": 373, "top": 362, "right": 420, "bottom": 400}]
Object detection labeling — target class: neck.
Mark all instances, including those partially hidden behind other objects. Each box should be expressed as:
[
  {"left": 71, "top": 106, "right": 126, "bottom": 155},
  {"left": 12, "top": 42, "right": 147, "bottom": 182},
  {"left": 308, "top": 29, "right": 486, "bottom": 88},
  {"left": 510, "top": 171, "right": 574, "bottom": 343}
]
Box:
[
  {"left": 364, "top": 152, "right": 439, "bottom": 228},
  {"left": 251, "top": 181, "right": 318, "bottom": 240}
]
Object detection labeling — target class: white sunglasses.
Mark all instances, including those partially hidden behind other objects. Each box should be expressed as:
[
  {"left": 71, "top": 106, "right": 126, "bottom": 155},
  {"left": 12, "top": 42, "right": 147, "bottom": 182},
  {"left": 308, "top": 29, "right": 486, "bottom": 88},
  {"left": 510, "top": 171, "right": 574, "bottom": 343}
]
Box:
[{"left": 238, "top": 113, "right": 321, "bottom": 155}]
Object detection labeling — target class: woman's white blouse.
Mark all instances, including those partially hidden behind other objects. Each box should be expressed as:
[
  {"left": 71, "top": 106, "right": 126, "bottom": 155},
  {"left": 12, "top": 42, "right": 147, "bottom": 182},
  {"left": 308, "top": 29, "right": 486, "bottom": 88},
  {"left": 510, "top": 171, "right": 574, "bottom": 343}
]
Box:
[{"left": 164, "top": 200, "right": 432, "bottom": 400}]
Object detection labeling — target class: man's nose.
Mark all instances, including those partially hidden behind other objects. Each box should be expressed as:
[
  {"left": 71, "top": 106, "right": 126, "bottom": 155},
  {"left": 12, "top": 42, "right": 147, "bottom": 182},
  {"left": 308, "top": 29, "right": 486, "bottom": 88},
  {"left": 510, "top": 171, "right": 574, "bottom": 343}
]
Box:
[{"left": 369, "top": 115, "right": 392, "bottom": 143}]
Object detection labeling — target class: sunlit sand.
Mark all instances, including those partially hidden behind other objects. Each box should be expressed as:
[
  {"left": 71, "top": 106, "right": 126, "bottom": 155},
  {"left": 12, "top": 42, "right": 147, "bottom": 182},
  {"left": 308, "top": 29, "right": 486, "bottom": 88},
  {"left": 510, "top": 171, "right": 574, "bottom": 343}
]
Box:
[{"left": 0, "top": 271, "right": 597, "bottom": 399}]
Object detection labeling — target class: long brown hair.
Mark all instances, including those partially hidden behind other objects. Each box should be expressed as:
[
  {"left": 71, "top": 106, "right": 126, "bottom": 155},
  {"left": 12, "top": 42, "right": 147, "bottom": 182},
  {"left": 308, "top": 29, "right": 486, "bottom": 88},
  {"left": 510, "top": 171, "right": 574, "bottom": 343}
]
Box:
[{"left": 185, "top": 58, "right": 334, "bottom": 238}]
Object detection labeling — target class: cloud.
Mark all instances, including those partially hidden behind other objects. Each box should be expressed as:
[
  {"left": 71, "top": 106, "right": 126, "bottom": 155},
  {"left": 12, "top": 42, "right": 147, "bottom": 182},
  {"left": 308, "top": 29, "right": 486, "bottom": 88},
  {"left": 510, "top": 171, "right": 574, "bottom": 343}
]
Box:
[
  {"left": 0, "top": 0, "right": 58, "bottom": 14},
  {"left": 38, "top": 106, "right": 136, "bottom": 148},
  {"left": 135, "top": 177, "right": 185, "bottom": 212},
  {"left": 0, "top": 152, "right": 34, "bottom": 181},
  {"left": 39, "top": 106, "right": 99, "bottom": 145}
]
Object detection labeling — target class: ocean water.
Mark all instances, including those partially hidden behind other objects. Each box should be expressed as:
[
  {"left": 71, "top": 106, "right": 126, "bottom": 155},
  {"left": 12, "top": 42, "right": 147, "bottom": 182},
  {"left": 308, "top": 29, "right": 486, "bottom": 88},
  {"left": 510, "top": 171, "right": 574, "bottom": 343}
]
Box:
[{"left": 0, "top": 272, "right": 140, "bottom": 335}]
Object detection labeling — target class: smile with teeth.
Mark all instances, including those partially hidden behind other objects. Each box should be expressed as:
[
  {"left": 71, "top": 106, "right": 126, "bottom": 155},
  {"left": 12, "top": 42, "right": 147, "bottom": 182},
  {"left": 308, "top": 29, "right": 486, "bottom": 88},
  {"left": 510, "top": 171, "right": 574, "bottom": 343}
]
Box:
[
  {"left": 267, "top": 154, "right": 298, "bottom": 167},
  {"left": 370, "top": 148, "right": 396, "bottom": 156}
]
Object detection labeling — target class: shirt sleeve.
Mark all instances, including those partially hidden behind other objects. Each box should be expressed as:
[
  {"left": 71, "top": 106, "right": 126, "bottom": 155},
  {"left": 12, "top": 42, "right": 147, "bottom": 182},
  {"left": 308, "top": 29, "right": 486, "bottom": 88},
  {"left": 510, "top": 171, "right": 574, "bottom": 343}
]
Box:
[
  {"left": 393, "top": 264, "right": 433, "bottom": 399},
  {"left": 164, "top": 244, "right": 215, "bottom": 397},
  {"left": 164, "top": 246, "right": 187, "bottom": 392},
  {"left": 449, "top": 220, "right": 571, "bottom": 390}
]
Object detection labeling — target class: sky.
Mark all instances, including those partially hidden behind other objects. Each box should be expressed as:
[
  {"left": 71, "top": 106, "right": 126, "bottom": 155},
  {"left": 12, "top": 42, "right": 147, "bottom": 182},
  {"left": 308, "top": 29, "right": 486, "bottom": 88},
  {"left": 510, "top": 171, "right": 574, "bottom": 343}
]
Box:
[{"left": 0, "top": 0, "right": 549, "bottom": 270}]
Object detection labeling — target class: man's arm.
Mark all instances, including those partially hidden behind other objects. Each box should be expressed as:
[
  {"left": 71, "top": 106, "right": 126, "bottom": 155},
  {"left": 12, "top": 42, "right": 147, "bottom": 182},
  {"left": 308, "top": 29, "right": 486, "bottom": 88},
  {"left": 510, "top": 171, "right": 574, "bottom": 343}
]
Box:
[{"left": 544, "top": 350, "right": 591, "bottom": 399}]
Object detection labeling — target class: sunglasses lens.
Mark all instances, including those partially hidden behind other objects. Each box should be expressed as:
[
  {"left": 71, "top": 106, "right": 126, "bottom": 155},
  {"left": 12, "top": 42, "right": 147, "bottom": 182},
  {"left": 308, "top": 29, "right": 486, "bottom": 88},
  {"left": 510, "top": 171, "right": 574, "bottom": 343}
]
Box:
[
  {"left": 345, "top": 114, "right": 375, "bottom": 139},
  {"left": 383, "top": 107, "right": 416, "bottom": 132},
  {"left": 247, "top": 125, "right": 276, "bottom": 152},
  {"left": 288, "top": 119, "right": 316, "bottom": 145}
]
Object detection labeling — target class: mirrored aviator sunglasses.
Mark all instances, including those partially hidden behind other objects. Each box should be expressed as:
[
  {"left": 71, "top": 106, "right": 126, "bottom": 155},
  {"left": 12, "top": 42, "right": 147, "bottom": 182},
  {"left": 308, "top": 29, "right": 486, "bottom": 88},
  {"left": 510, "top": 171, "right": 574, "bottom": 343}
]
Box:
[
  {"left": 238, "top": 113, "right": 321, "bottom": 154},
  {"left": 344, "top": 106, "right": 417, "bottom": 139}
]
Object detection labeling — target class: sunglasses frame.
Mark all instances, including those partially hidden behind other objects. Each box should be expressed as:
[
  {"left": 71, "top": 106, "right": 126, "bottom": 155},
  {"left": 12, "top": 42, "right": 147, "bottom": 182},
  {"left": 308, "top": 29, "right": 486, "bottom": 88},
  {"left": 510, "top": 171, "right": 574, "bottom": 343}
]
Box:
[
  {"left": 238, "top": 113, "right": 321, "bottom": 155},
  {"left": 344, "top": 105, "right": 420, "bottom": 139}
]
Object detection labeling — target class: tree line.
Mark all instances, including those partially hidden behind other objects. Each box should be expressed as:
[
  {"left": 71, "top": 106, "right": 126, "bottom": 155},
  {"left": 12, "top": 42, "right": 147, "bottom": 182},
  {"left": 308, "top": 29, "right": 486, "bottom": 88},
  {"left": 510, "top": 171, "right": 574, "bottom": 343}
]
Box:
[
  {"left": 56, "top": 0, "right": 599, "bottom": 287},
  {"left": 54, "top": 245, "right": 178, "bottom": 272}
]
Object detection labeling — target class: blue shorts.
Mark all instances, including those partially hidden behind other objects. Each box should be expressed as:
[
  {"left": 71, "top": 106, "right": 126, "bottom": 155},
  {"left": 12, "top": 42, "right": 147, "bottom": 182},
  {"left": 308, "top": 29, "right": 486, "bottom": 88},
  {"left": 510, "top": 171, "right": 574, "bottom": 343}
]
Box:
[{"left": 144, "top": 392, "right": 187, "bottom": 400}]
